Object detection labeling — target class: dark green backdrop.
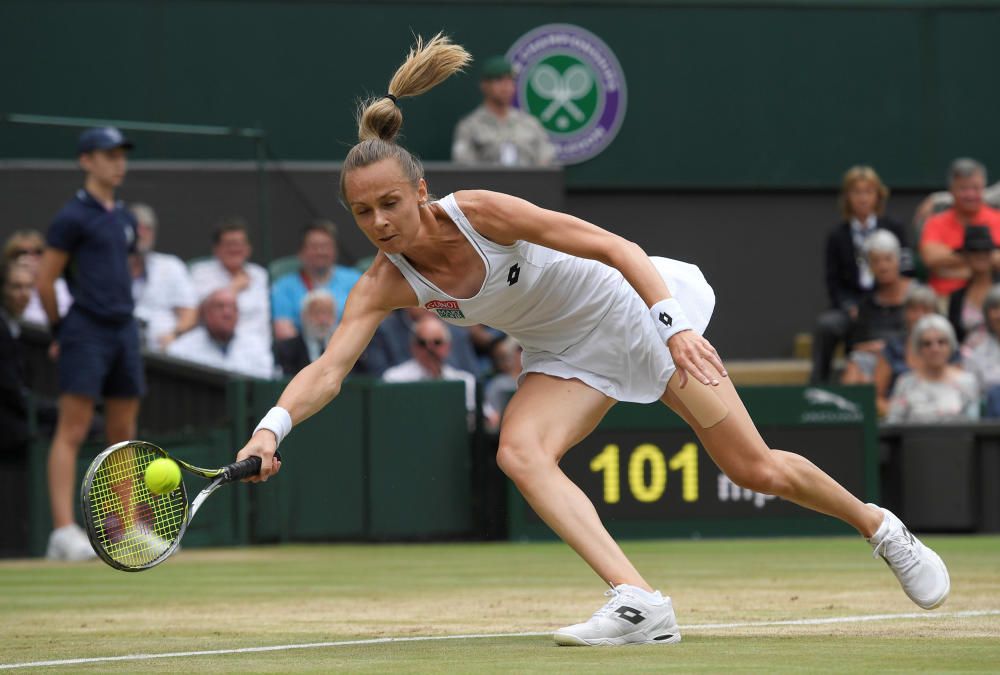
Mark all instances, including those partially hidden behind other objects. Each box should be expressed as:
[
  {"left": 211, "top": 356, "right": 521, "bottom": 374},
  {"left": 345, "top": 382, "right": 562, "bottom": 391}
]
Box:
[{"left": 3, "top": 0, "right": 999, "bottom": 188}]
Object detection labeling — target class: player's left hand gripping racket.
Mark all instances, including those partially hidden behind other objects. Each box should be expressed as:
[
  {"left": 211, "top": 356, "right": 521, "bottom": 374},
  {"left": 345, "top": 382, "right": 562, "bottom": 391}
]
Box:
[{"left": 80, "top": 440, "right": 280, "bottom": 572}]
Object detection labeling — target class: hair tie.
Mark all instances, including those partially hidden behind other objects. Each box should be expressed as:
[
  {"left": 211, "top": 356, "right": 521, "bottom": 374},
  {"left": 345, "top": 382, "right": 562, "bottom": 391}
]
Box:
[{"left": 383, "top": 94, "right": 397, "bottom": 104}]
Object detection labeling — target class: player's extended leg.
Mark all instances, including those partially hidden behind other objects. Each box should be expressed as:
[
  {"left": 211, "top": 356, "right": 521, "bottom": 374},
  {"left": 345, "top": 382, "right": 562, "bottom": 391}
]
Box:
[
  {"left": 661, "top": 363, "right": 950, "bottom": 609},
  {"left": 498, "top": 373, "right": 681, "bottom": 646},
  {"left": 662, "top": 371, "right": 882, "bottom": 535},
  {"left": 46, "top": 393, "right": 98, "bottom": 561}
]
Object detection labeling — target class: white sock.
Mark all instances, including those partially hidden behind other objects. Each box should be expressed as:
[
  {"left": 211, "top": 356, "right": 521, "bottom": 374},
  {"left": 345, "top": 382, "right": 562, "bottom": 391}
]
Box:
[{"left": 866, "top": 503, "right": 889, "bottom": 543}]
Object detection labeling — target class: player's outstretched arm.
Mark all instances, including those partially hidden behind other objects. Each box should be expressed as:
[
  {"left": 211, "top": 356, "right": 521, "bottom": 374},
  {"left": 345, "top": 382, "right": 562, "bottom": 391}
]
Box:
[
  {"left": 457, "top": 190, "right": 726, "bottom": 387},
  {"left": 236, "top": 258, "right": 416, "bottom": 481}
]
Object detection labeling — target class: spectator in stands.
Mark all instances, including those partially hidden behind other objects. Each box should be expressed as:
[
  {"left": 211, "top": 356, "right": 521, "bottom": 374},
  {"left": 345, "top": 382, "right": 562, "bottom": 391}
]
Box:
[
  {"left": 920, "top": 158, "right": 1000, "bottom": 297},
  {"left": 812, "top": 165, "right": 911, "bottom": 383},
  {"left": 483, "top": 336, "right": 522, "bottom": 431},
  {"left": 0, "top": 261, "right": 34, "bottom": 460},
  {"left": 271, "top": 220, "right": 361, "bottom": 341},
  {"left": 911, "top": 177, "right": 1000, "bottom": 233},
  {"left": 364, "top": 307, "right": 483, "bottom": 377},
  {"left": 38, "top": 127, "right": 143, "bottom": 561},
  {"left": 382, "top": 315, "right": 480, "bottom": 416},
  {"left": 167, "top": 288, "right": 274, "bottom": 378},
  {"left": 873, "top": 284, "right": 939, "bottom": 417},
  {"left": 3, "top": 229, "right": 72, "bottom": 326},
  {"left": 128, "top": 203, "right": 197, "bottom": 351},
  {"left": 963, "top": 285, "right": 1000, "bottom": 417},
  {"left": 886, "top": 314, "right": 979, "bottom": 423},
  {"left": 189, "top": 217, "right": 271, "bottom": 352},
  {"left": 274, "top": 289, "right": 336, "bottom": 376},
  {"left": 947, "top": 225, "right": 999, "bottom": 347},
  {"left": 841, "top": 231, "right": 911, "bottom": 385},
  {"left": 452, "top": 56, "right": 556, "bottom": 167}
]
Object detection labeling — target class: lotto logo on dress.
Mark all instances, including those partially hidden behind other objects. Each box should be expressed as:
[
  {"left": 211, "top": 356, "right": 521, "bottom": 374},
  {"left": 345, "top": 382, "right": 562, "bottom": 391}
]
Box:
[
  {"left": 506, "top": 24, "right": 628, "bottom": 164},
  {"left": 425, "top": 300, "right": 465, "bottom": 320}
]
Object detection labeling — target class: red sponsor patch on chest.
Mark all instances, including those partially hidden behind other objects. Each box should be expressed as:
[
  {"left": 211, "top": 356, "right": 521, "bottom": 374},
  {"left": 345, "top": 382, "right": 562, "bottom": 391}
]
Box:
[{"left": 425, "top": 300, "right": 465, "bottom": 319}]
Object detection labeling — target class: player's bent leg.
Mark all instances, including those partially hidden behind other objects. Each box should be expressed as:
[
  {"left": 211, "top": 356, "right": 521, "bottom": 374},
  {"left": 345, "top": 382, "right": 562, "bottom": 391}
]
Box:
[
  {"left": 661, "top": 364, "right": 949, "bottom": 610},
  {"left": 46, "top": 393, "right": 98, "bottom": 561},
  {"left": 499, "top": 374, "right": 681, "bottom": 646},
  {"left": 497, "top": 374, "right": 632, "bottom": 586}
]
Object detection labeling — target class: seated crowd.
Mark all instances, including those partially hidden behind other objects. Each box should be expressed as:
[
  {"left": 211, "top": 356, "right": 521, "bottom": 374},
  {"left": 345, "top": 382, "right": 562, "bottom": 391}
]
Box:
[
  {"left": 6, "top": 156, "right": 999, "bottom": 430},
  {"left": 814, "top": 158, "right": 1000, "bottom": 422},
  {"left": 3, "top": 208, "right": 521, "bottom": 424}
]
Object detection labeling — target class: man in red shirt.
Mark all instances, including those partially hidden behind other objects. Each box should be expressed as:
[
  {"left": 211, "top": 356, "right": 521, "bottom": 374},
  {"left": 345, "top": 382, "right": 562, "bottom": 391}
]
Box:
[{"left": 920, "top": 158, "right": 1000, "bottom": 296}]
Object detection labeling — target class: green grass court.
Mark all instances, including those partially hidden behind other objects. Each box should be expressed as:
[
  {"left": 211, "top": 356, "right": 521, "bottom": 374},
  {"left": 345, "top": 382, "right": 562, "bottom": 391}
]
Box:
[{"left": 2, "top": 536, "right": 998, "bottom": 672}]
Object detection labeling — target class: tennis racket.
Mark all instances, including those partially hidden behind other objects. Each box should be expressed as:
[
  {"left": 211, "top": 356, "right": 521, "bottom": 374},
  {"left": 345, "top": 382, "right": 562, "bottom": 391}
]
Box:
[{"left": 80, "top": 439, "right": 280, "bottom": 572}]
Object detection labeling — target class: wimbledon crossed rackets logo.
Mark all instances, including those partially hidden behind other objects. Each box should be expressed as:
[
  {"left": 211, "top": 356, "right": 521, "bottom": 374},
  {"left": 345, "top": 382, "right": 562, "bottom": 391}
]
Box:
[
  {"left": 530, "top": 62, "right": 595, "bottom": 130},
  {"left": 507, "top": 24, "right": 627, "bottom": 164}
]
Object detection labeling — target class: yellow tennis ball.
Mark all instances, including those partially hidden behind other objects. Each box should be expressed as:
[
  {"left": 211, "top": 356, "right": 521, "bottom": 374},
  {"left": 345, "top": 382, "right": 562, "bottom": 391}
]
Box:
[{"left": 144, "top": 458, "right": 181, "bottom": 495}]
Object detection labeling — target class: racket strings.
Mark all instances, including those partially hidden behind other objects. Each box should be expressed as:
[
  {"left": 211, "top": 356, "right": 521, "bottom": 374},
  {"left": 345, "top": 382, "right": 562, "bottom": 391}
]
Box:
[{"left": 87, "top": 443, "right": 186, "bottom": 568}]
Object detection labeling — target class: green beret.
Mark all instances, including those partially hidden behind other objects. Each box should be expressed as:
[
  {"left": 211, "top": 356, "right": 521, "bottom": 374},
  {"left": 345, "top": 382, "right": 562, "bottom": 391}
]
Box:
[{"left": 481, "top": 56, "right": 514, "bottom": 80}]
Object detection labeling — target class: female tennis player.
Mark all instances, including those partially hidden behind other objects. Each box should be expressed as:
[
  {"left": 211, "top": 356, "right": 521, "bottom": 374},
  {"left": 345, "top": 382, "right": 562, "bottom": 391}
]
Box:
[{"left": 237, "top": 35, "right": 950, "bottom": 646}]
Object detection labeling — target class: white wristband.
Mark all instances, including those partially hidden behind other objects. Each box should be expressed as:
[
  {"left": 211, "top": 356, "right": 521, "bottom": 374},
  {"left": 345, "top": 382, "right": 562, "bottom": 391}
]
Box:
[
  {"left": 650, "top": 298, "right": 693, "bottom": 343},
  {"left": 253, "top": 406, "right": 293, "bottom": 447}
]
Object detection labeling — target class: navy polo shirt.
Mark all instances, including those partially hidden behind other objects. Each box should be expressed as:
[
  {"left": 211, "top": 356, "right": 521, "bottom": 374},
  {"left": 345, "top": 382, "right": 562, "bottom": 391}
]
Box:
[{"left": 47, "top": 189, "right": 137, "bottom": 322}]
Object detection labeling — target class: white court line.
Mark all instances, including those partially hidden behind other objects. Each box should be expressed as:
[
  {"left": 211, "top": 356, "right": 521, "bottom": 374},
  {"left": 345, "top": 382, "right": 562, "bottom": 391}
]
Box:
[{"left": 1, "top": 609, "right": 997, "bottom": 670}]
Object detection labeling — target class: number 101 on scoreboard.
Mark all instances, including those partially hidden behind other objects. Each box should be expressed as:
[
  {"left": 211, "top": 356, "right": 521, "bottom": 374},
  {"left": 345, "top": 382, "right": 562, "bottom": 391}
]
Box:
[{"left": 589, "top": 443, "right": 699, "bottom": 504}]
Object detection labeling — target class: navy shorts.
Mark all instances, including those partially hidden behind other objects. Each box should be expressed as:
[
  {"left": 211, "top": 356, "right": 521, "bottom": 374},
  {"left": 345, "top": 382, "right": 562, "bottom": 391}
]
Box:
[{"left": 57, "top": 308, "right": 145, "bottom": 399}]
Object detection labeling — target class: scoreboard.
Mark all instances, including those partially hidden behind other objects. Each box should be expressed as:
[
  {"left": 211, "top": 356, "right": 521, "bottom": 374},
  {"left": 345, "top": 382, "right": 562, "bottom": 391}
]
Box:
[{"left": 507, "top": 385, "right": 878, "bottom": 539}]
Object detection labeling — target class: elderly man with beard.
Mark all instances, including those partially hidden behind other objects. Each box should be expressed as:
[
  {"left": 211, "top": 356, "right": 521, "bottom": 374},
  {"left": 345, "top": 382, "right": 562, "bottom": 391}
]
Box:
[{"left": 274, "top": 289, "right": 337, "bottom": 376}]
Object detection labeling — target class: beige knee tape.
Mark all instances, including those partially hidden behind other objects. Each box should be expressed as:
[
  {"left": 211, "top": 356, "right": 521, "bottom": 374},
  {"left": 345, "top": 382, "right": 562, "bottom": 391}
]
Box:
[{"left": 668, "top": 371, "right": 729, "bottom": 429}]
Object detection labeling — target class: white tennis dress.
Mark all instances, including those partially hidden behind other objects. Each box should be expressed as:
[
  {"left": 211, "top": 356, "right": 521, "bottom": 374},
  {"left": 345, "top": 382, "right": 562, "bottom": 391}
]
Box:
[{"left": 384, "top": 194, "right": 716, "bottom": 403}]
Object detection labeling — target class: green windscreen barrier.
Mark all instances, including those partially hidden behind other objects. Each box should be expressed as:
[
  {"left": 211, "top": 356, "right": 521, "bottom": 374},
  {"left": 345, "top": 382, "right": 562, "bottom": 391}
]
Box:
[
  {"left": 367, "top": 381, "right": 473, "bottom": 539},
  {"left": 248, "top": 379, "right": 366, "bottom": 542},
  {"left": 3, "top": 1, "right": 1000, "bottom": 188}
]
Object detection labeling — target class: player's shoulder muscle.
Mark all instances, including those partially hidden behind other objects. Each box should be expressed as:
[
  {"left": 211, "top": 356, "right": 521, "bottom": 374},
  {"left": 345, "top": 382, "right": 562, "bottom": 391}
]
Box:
[{"left": 346, "top": 253, "right": 418, "bottom": 316}]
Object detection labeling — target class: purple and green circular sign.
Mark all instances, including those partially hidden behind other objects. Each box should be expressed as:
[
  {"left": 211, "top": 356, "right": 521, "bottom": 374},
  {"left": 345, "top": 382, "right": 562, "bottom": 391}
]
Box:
[{"left": 506, "top": 24, "right": 627, "bottom": 165}]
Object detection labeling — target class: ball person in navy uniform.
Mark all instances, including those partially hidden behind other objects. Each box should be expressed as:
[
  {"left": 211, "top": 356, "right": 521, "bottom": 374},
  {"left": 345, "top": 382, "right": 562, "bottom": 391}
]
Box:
[
  {"left": 237, "top": 36, "right": 950, "bottom": 645},
  {"left": 38, "top": 127, "right": 145, "bottom": 561}
]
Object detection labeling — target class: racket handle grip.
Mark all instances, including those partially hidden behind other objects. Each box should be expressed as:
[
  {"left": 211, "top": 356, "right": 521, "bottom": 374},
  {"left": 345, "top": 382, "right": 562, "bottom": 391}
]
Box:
[{"left": 222, "top": 451, "right": 283, "bottom": 483}]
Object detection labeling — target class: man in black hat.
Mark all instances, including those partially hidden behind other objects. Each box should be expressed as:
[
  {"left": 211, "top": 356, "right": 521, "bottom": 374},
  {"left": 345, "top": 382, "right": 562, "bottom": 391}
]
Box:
[
  {"left": 36, "top": 126, "right": 144, "bottom": 561},
  {"left": 452, "top": 55, "right": 556, "bottom": 167}
]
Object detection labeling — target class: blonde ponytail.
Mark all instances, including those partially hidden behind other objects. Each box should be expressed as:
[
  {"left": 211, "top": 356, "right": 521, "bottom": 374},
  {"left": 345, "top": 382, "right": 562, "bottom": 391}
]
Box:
[
  {"left": 357, "top": 33, "right": 471, "bottom": 143},
  {"left": 342, "top": 34, "right": 471, "bottom": 199}
]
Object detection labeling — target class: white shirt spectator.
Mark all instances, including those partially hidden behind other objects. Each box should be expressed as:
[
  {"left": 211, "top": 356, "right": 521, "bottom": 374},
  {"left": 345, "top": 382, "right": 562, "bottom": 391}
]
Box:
[
  {"left": 166, "top": 325, "right": 274, "bottom": 379},
  {"left": 189, "top": 258, "right": 271, "bottom": 351},
  {"left": 23, "top": 278, "right": 72, "bottom": 326},
  {"left": 133, "top": 251, "right": 196, "bottom": 350},
  {"left": 382, "top": 358, "right": 477, "bottom": 413}
]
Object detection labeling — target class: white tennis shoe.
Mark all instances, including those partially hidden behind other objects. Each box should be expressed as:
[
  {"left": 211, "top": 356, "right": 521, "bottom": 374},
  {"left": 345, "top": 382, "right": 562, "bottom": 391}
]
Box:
[
  {"left": 867, "top": 505, "right": 950, "bottom": 610},
  {"left": 554, "top": 584, "right": 682, "bottom": 646},
  {"left": 45, "top": 524, "right": 97, "bottom": 561}
]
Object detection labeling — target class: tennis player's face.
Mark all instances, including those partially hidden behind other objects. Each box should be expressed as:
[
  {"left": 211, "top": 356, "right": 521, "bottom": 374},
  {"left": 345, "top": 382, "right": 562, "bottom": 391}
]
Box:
[{"left": 345, "top": 159, "right": 426, "bottom": 254}]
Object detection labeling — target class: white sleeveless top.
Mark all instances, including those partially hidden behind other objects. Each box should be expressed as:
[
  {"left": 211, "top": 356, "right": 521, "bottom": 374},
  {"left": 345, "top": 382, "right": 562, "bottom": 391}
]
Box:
[
  {"left": 384, "top": 194, "right": 716, "bottom": 403},
  {"left": 385, "top": 194, "right": 623, "bottom": 354}
]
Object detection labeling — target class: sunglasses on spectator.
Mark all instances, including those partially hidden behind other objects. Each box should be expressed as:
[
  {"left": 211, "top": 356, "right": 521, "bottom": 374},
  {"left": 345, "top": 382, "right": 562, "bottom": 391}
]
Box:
[
  {"left": 919, "top": 338, "right": 949, "bottom": 348},
  {"left": 12, "top": 247, "right": 43, "bottom": 257},
  {"left": 416, "top": 337, "right": 446, "bottom": 348}
]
